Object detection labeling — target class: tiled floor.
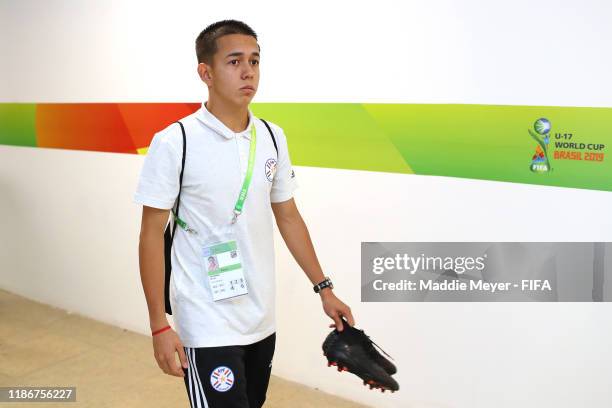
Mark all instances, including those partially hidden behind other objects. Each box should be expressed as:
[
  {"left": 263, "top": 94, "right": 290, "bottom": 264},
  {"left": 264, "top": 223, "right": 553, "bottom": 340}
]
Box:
[{"left": 0, "top": 289, "right": 368, "bottom": 408}]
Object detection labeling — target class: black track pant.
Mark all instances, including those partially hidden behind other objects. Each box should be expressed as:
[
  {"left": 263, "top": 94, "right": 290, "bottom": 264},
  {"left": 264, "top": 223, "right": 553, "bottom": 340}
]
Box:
[{"left": 182, "top": 332, "right": 276, "bottom": 408}]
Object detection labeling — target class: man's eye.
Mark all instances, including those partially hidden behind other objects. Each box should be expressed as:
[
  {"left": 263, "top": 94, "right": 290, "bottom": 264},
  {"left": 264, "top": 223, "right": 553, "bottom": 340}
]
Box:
[
  {"left": 230, "top": 60, "right": 238, "bottom": 65},
  {"left": 251, "top": 60, "right": 259, "bottom": 65}
]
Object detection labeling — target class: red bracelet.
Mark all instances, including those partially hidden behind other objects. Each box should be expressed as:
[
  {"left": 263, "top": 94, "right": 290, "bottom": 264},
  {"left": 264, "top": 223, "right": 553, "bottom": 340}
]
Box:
[{"left": 152, "top": 325, "right": 171, "bottom": 336}]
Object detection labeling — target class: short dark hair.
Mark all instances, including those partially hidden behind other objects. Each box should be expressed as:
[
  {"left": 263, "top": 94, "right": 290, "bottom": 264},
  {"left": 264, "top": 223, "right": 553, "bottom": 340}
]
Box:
[{"left": 195, "top": 19, "right": 258, "bottom": 64}]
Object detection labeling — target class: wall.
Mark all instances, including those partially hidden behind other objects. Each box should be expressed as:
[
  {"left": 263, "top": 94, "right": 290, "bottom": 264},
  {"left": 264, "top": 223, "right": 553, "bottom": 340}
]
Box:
[{"left": 1, "top": 1, "right": 611, "bottom": 407}]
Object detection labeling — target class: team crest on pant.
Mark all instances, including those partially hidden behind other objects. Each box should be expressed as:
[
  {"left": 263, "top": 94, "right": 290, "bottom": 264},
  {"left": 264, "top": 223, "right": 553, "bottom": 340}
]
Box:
[
  {"left": 210, "top": 366, "right": 234, "bottom": 392},
  {"left": 265, "top": 158, "right": 277, "bottom": 182}
]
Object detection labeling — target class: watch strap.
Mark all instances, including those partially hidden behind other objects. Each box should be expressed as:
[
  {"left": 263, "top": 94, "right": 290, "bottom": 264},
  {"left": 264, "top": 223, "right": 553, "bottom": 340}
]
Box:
[{"left": 313, "top": 276, "right": 333, "bottom": 293}]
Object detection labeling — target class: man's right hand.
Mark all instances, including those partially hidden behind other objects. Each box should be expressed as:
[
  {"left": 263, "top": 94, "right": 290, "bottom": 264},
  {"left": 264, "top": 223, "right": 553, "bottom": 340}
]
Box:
[{"left": 152, "top": 328, "right": 188, "bottom": 377}]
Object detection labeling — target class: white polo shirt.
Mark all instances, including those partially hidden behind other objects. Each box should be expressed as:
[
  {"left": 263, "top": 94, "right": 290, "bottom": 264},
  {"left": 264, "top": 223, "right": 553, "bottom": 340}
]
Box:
[{"left": 133, "top": 101, "right": 298, "bottom": 347}]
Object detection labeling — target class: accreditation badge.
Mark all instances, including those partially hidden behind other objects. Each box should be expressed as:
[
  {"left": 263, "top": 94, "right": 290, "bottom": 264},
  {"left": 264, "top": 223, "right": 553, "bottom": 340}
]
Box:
[{"left": 201, "top": 231, "right": 248, "bottom": 301}]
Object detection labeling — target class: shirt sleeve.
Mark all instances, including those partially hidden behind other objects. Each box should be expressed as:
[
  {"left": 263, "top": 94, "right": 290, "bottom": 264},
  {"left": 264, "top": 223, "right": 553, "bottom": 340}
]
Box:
[
  {"left": 133, "top": 126, "right": 182, "bottom": 210},
  {"left": 270, "top": 124, "right": 299, "bottom": 203}
]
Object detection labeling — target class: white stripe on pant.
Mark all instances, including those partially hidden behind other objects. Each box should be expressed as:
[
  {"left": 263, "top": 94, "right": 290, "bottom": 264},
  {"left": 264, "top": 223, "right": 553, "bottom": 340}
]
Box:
[{"left": 186, "top": 347, "right": 209, "bottom": 408}]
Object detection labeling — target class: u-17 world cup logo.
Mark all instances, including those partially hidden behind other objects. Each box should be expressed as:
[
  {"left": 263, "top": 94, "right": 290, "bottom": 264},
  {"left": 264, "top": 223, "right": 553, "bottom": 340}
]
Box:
[{"left": 528, "top": 118, "right": 552, "bottom": 173}]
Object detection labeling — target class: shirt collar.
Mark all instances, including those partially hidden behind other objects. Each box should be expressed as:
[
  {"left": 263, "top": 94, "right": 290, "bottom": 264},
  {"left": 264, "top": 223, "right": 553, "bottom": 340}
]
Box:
[{"left": 197, "top": 101, "right": 255, "bottom": 140}]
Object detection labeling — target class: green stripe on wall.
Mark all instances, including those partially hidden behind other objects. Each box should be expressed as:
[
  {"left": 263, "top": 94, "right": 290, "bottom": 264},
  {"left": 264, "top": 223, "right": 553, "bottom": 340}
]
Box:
[
  {"left": 0, "top": 104, "right": 37, "bottom": 147},
  {"left": 252, "top": 103, "right": 612, "bottom": 192},
  {"left": 252, "top": 103, "right": 413, "bottom": 174}
]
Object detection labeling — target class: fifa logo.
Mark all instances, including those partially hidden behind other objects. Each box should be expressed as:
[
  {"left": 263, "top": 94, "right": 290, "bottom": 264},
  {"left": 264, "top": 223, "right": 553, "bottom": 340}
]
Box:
[{"left": 529, "top": 118, "right": 552, "bottom": 173}]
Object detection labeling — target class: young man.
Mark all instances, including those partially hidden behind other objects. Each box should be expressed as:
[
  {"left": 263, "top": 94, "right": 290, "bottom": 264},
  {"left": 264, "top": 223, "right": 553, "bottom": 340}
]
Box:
[{"left": 134, "top": 20, "right": 355, "bottom": 408}]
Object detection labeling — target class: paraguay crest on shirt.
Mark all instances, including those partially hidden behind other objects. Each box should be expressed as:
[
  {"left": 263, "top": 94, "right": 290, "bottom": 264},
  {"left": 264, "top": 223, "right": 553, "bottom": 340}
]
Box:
[{"left": 265, "top": 158, "right": 277, "bottom": 182}]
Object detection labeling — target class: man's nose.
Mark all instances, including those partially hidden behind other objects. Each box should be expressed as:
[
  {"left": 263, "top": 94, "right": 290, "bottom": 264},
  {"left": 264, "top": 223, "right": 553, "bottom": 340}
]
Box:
[{"left": 242, "top": 63, "right": 255, "bottom": 78}]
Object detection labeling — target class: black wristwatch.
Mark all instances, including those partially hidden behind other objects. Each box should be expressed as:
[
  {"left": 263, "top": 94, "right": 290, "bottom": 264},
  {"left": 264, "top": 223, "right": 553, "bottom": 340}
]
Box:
[{"left": 313, "top": 276, "right": 333, "bottom": 293}]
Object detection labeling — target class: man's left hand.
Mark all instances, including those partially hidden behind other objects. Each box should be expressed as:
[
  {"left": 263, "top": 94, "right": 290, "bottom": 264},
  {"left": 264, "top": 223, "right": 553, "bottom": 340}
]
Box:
[{"left": 320, "top": 289, "right": 355, "bottom": 331}]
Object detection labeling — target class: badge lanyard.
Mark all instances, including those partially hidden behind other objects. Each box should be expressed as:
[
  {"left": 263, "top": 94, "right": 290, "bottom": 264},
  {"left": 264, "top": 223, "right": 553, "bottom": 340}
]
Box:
[
  {"left": 231, "top": 123, "right": 257, "bottom": 224},
  {"left": 172, "top": 122, "right": 257, "bottom": 234},
  {"left": 172, "top": 121, "right": 256, "bottom": 302}
]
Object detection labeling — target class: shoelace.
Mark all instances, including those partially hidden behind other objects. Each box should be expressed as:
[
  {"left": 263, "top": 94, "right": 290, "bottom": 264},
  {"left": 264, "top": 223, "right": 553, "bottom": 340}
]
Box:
[{"left": 357, "top": 328, "right": 395, "bottom": 361}]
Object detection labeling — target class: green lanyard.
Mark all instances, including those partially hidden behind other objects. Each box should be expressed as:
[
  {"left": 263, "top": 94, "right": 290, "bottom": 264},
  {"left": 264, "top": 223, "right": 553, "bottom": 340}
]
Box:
[
  {"left": 231, "top": 124, "right": 257, "bottom": 223},
  {"left": 173, "top": 123, "right": 257, "bottom": 233}
]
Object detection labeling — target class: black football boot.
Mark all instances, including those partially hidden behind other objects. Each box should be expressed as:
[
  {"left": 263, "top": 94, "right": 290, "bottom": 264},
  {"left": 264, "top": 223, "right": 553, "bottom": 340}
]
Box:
[
  {"left": 356, "top": 326, "right": 397, "bottom": 376},
  {"left": 322, "top": 318, "right": 399, "bottom": 393},
  {"left": 323, "top": 317, "right": 397, "bottom": 375}
]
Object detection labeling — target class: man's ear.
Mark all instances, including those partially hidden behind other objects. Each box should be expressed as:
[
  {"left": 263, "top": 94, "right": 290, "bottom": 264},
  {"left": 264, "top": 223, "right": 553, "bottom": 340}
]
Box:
[{"left": 197, "top": 63, "right": 212, "bottom": 85}]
